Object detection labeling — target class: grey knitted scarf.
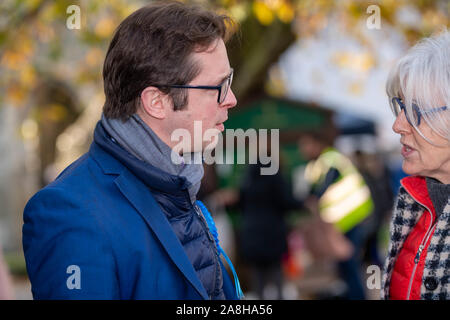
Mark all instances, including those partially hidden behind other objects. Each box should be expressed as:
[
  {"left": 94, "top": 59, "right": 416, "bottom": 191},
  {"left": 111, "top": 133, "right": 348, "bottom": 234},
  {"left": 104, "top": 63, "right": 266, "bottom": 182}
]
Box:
[{"left": 101, "top": 113, "right": 204, "bottom": 203}]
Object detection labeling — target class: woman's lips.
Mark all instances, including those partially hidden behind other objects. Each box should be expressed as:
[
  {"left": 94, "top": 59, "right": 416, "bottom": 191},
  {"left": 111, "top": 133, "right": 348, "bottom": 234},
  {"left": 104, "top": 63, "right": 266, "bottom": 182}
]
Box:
[{"left": 401, "top": 144, "right": 415, "bottom": 158}]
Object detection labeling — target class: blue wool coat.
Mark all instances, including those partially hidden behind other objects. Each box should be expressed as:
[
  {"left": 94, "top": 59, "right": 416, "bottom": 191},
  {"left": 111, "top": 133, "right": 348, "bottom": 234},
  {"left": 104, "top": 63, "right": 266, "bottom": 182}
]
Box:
[{"left": 22, "top": 134, "right": 237, "bottom": 300}]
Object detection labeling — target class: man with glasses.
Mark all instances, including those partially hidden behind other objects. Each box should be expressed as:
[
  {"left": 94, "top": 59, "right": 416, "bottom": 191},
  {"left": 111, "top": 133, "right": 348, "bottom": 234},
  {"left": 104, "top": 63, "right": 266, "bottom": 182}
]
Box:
[{"left": 23, "top": 1, "right": 240, "bottom": 299}]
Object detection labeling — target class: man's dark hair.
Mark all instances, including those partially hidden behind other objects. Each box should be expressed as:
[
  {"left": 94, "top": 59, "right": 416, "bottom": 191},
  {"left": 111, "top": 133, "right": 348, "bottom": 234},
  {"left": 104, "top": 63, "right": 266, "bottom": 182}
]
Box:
[{"left": 102, "top": 1, "right": 234, "bottom": 120}]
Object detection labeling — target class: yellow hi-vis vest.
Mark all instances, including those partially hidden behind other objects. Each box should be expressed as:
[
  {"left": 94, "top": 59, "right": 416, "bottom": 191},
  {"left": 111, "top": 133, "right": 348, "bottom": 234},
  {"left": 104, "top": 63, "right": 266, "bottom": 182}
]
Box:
[{"left": 304, "top": 147, "right": 373, "bottom": 233}]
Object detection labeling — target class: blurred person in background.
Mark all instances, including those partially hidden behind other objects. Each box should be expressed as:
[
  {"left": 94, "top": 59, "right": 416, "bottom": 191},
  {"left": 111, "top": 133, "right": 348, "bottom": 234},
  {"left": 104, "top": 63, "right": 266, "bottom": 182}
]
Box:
[
  {"left": 381, "top": 29, "right": 450, "bottom": 300},
  {"left": 238, "top": 152, "right": 303, "bottom": 300},
  {"left": 353, "top": 150, "right": 394, "bottom": 268},
  {"left": 22, "top": 1, "right": 242, "bottom": 300},
  {"left": 299, "top": 132, "right": 373, "bottom": 300},
  {"left": 211, "top": 139, "right": 304, "bottom": 299}
]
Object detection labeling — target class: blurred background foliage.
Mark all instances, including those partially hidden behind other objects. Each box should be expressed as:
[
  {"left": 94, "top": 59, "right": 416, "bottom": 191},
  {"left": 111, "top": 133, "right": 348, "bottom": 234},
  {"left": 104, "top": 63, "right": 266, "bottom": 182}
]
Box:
[
  {"left": 0, "top": 0, "right": 448, "bottom": 178},
  {"left": 2, "top": 0, "right": 449, "bottom": 111}
]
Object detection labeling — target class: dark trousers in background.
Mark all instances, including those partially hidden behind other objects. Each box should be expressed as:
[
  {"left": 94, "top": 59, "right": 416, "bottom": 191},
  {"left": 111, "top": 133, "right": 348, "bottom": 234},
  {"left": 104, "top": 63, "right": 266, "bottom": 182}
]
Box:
[
  {"left": 251, "top": 262, "right": 283, "bottom": 300},
  {"left": 338, "top": 225, "right": 367, "bottom": 300}
]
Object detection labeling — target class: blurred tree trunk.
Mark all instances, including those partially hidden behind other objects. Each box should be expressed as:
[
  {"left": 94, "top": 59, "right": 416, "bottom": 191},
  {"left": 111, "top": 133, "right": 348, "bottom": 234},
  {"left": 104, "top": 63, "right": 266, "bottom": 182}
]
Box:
[
  {"left": 33, "top": 78, "right": 82, "bottom": 186},
  {"left": 227, "top": 14, "right": 296, "bottom": 106}
]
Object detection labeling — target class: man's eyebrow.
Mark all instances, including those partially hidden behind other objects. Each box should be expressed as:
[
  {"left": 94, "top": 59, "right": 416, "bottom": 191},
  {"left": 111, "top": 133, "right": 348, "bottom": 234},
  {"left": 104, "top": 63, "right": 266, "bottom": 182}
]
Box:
[{"left": 215, "top": 68, "right": 233, "bottom": 84}]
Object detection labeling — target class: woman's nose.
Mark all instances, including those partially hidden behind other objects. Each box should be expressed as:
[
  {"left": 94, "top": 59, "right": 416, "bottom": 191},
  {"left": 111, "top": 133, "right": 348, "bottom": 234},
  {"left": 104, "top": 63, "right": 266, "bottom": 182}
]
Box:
[{"left": 392, "top": 109, "right": 412, "bottom": 134}]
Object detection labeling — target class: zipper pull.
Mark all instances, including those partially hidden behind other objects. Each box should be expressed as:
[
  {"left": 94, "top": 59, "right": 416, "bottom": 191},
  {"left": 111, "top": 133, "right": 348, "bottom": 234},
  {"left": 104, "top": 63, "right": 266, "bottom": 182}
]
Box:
[
  {"left": 194, "top": 204, "right": 215, "bottom": 243},
  {"left": 414, "top": 245, "right": 425, "bottom": 264},
  {"left": 194, "top": 205, "right": 201, "bottom": 217}
]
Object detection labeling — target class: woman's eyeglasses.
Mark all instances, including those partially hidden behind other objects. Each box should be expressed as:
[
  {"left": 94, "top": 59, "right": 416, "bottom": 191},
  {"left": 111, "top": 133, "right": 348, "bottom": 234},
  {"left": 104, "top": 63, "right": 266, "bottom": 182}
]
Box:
[{"left": 391, "top": 97, "right": 448, "bottom": 126}]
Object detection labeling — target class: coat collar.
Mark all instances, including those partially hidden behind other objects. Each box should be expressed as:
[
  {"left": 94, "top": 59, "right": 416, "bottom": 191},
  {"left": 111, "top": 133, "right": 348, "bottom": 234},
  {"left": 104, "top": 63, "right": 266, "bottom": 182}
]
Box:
[
  {"left": 400, "top": 176, "right": 436, "bottom": 216},
  {"left": 91, "top": 122, "right": 190, "bottom": 194},
  {"left": 89, "top": 136, "right": 209, "bottom": 300},
  {"left": 382, "top": 175, "right": 448, "bottom": 299}
]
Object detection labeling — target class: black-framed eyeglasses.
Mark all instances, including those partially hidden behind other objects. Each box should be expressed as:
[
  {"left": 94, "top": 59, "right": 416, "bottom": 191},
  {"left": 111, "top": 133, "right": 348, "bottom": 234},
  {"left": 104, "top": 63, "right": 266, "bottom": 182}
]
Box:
[
  {"left": 154, "top": 68, "right": 234, "bottom": 104},
  {"left": 391, "top": 97, "right": 448, "bottom": 126}
]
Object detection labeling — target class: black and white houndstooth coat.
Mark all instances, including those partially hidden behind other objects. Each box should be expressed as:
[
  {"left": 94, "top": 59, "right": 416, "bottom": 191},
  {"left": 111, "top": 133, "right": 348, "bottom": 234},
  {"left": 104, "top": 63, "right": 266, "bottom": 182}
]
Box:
[{"left": 381, "top": 176, "right": 450, "bottom": 300}]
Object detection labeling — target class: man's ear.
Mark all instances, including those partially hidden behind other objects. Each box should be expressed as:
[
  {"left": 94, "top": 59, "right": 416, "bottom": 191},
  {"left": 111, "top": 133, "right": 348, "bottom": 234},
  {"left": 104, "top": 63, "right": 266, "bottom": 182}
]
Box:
[{"left": 139, "top": 87, "right": 169, "bottom": 120}]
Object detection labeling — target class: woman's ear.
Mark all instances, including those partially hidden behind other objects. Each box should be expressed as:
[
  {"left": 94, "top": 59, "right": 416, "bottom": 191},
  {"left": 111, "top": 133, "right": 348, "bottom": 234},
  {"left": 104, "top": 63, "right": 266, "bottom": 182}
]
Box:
[{"left": 139, "top": 87, "right": 168, "bottom": 120}]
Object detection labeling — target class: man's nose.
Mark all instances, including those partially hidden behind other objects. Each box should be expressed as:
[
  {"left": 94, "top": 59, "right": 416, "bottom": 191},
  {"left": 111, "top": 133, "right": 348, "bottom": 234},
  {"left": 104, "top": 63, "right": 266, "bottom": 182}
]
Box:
[
  {"left": 392, "top": 109, "right": 412, "bottom": 134},
  {"left": 222, "top": 88, "right": 237, "bottom": 109}
]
